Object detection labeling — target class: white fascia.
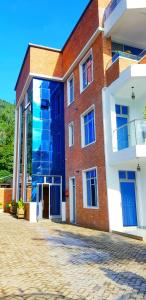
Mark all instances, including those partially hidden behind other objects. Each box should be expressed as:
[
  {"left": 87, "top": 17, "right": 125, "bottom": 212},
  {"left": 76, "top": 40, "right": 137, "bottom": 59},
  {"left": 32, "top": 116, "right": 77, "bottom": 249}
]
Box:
[{"left": 108, "top": 64, "right": 146, "bottom": 95}]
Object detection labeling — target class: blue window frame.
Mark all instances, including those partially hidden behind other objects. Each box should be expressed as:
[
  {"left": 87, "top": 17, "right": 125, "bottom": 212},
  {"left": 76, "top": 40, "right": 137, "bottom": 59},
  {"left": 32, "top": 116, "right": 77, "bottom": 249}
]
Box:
[
  {"left": 68, "top": 76, "right": 74, "bottom": 104},
  {"left": 85, "top": 169, "right": 98, "bottom": 207},
  {"left": 83, "top": 109, "right": 95, "bottom": 146}
]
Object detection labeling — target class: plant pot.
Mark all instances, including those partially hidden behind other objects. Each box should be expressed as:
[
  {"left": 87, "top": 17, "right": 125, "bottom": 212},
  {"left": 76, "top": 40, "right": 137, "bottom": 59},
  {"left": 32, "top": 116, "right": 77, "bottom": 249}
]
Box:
[
  {"left": 10, "top": 205, "right": 17, "bottom": 215},
  {"left": 17, "top": 207, "right": 25, "bottom": 219}
]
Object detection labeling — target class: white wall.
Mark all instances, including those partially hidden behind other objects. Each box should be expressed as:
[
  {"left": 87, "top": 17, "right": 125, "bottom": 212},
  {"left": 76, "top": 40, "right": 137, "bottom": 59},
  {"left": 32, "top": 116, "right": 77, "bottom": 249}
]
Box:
[
  {"left": 103, "top": 87, "right": 146, "bottom": 230},
  {"left": 102, "top": 88, "right": 123, "bottom": 230}
]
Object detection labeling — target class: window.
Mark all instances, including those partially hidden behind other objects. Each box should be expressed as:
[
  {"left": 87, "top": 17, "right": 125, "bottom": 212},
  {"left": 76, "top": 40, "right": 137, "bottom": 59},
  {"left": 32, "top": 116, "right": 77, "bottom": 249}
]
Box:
[
  {"left": 40, "top": 87, "right": 50, "bottom": 110},
  {"left": 68, "top": 122, "right": 74, "bottom": 147},
  {"left": 67, "top": 74, "right": 74, "bottom": 105},
  {"left": 81, "top": 106, "right": 95, "bottom": 147},
  {"left": 83, "top": 168, "right": 98, "bottom": 208},
  {"left": 80, "top": 50, "right": 93, "bottom": 92}
]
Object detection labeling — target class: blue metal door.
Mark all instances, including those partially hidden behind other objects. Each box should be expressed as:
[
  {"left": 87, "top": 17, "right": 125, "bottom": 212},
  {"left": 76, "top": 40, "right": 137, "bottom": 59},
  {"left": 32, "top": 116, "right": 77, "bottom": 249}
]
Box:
[
  {"left": 50, "top": 185, "right": 61, "bottom": 216},
  {"left": 116, "top": 117, "right": 128, "bottom": 150},
  {"left": 120, "top": 181, "right": 137, "bottom": 226}
]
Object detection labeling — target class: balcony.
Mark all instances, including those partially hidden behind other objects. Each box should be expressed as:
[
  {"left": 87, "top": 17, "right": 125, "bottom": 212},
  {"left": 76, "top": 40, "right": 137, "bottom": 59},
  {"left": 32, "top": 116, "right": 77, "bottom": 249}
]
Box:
[
  {"left": 113, "top": 119, "right": 146, "bottom": 151},
  {"left": 104, "top": 0, "right": 146, "bottom": 49},
  {"left": 106, "top": 49, "right": 146, "bottom": 87},
  {"left": 110, "top": 119, "right": 146, "bottom": 166}
]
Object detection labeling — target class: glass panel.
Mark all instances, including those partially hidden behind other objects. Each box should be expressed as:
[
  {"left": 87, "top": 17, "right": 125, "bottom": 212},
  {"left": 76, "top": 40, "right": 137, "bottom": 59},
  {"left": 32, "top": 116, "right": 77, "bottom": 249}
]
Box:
[
  {"left": 127, "top": 171, "right": 135, "bottom": 180},
  {"left": 122, "top": 106, "right": 128, "bottom": 115},
  {"left": 119, "top": 171, "right": 126, "bottom": 179},
  {"left": 50, "top": 185, "right": 60, "bottom": 216},
  {"left": 84, "top": 110, "right": 95, "bottom": 145},
  {"left": 86, "top": 169, "right": 97, "bottom": 207},
  {"left": 31, "top": 79, "right": 65, "bottom": 202},
  {"left": 115, "top": 104, "right": 120, "bottom": 115}
]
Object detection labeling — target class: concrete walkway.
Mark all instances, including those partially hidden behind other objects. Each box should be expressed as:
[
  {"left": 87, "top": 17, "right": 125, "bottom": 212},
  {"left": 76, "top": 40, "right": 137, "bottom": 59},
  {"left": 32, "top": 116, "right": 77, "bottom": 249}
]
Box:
[{"left": 0, "top": 213, "right": 146, "bottom": 300}]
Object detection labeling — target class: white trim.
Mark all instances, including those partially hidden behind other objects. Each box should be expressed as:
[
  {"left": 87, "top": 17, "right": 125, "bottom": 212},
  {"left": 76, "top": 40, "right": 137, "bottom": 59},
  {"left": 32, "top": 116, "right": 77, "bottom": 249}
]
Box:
[
  {"left": 64, "top": 27, "right": 103, "bottom": 81},
  {"left": 69, "top": 176, "right": 76, "bottom": 224},
  {"left": 68, "top": 121, "right": 74, "bottom": 147},
  {"left": 12, "top": 109, "right": 18, "bottom": 200},
  {"left": 16, "top": 27, "right": 103, "bottom": 105},
  {"left": 80, "top": 104, "right": 96, "bottom": 148},
  {"left": 82, "top": 166, "right": 99, "bottom": 209},
  {"left": 79, "top": 48, "right": 93, "bottom": 93},
  {"left": 29, "top": 43, "right": 61, "bottom": 53},
  {"left": 16, "top": 106, "right": 22, "bottom": 202},
  {"left": 67, "top": 73, "right": 74, "bottom": 106},
  {"left": 30, "top": 72, "right": 63, "bottom": 82},
  {"left": 22, "top": 93, "right": 29, "bottom": 203}
]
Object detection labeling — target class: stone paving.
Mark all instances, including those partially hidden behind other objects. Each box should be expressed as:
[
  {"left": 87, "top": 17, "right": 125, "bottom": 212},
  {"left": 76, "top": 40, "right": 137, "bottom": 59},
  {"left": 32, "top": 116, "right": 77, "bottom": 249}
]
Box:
[{"left": 0, "top": 214, "right": 146, "bottom": 300}]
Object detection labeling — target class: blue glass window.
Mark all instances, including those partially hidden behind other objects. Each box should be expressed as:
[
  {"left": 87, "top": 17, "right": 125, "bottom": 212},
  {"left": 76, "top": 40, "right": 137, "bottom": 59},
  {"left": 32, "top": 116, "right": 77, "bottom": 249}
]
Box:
[
  {"left": 127, "top": 171, "right": 135, "bottom": 180},
  {"left": 86, "top": 169, "right": 98, "bottom": 207},
  {"left": 83, "top": 110, "right": 95, "bottom": 146},
  {"left": 122, "top": 106, "right": 128, "bottom": 115},
  {"left": 68, "top": 77, "right": 74, "bottom": 104},
  {"left": 115, "top": 104, "right": 120, "bottom": 115},
  {"left": 119, "top": 171, "right": 126, "bottom": 179},
  {"left": 82, "top": 54, "right": 93, "bottom": 90}
]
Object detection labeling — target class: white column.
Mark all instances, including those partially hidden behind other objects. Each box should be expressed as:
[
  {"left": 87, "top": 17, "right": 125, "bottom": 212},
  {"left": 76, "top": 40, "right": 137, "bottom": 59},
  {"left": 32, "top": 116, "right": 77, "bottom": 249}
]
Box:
[
  {"left": 102, "top": 88, "right": 123, "bottom": 231},
  {"left": 12, "top": 108, "right": 18, "bottom": 200},
  {"left": 136, "top": 169, "right": 146, "bottom": 228},
  {"left": 16, "top": 105, "right": 22, "bottom": 202},
  {"left": 22, "top": 94, "right": 28, "bottom": 202}
]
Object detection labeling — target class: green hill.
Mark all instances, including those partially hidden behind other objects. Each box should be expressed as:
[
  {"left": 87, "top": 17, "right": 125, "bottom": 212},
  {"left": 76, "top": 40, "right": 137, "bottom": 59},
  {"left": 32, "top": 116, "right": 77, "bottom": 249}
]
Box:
[{"left": 0, "top": 99, "right": 15, "bottom": 181}]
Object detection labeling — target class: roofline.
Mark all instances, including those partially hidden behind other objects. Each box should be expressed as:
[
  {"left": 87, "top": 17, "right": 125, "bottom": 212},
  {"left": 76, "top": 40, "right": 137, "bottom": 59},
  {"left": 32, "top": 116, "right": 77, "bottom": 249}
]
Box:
[
  {"left": 62, "top": 0, "right": 93, "bottom": 51},
  {"left": 15, "top": 0, "right": 93, "bottom": 91},
  {"left": 14, "top": 43, "right": 62, "bottom": 91},
  {"left": 28, "top": 43, "right": 61, "bottom": 53}
]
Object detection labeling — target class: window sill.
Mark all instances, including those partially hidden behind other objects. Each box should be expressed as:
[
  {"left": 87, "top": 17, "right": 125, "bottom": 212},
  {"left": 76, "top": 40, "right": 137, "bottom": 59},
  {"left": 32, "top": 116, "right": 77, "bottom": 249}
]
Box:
[
  {"left": 67, "top": 100, "right": 75, "bottom": 107},
  {"left": 80, "top": 80, "right": 93, "bottom": 94},
  {"left": 82, "top": 140, "right": 96, "bottom": 149},
  {"left": 84, "top": 206, "right": 99, "bottom": 210}
]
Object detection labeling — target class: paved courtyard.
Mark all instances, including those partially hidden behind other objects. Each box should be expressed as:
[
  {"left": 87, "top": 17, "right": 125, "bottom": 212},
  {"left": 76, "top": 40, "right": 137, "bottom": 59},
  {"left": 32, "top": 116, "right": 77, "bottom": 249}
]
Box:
[{"left": 0, "top": 214, "right": 146, "bottom": 300}]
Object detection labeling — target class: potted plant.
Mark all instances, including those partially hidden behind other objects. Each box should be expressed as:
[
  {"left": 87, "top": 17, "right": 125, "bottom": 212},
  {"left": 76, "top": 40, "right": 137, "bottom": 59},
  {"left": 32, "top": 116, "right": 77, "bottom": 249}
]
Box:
[
  {"left": 17, "top": 198, "right": 25, "bottom": 219},
  {"left": 10, "top": 200, "right": 17, "bottom": 215},
  {"left": 0, "top": 202, "right": 3, "bottom": 213}
]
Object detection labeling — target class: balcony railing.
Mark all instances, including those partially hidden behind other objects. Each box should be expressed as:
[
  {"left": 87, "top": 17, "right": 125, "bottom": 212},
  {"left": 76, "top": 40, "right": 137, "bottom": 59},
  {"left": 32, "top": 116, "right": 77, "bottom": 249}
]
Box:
[
  {"left": 113, "top": 119, "right": 146, "bottom": 152},
  {"left": 106, "top": 49, "right": 146, "bottom": 71},
  {"left": 104, "top": 0, "right": 122, "bottom": 20}
]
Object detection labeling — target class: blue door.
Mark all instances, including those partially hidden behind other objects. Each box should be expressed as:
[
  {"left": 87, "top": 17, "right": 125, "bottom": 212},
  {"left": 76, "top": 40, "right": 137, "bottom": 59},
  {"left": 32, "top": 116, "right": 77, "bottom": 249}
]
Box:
[
  {"left": 116, "top": 105, "right": 129, "bottom": 150},
  {"left": 120, "top": 181, "right": 137, "bottom": 226},
  {"left": 50, "top": 185, "right": 61, "bottom": 216}
]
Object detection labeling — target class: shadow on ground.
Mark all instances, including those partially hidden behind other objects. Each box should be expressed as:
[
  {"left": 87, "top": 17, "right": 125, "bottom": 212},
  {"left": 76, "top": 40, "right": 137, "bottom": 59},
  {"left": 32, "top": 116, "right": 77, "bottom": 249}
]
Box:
[
  {"left": 0, "top": 292, "right": 85, "bottom": 300},
  {"left": 32, "top": 227, "right": 146, "bottom": 265},
  {"left": 101, "top": 268, "right": 146, "bottom": 294}
]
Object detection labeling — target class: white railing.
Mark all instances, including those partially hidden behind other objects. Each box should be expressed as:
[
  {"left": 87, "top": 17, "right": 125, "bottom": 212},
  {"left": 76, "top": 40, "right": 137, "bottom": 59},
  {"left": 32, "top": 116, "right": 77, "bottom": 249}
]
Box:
[{"left": 113, "top": 119, "right": 146, "bottom": 151}]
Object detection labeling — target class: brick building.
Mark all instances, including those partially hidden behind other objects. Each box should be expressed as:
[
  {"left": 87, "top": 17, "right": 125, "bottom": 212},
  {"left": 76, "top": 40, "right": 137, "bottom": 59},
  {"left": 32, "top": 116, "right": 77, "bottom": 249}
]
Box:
[{"left": 13, "top": 0, "right": 146, "bottom": 232}]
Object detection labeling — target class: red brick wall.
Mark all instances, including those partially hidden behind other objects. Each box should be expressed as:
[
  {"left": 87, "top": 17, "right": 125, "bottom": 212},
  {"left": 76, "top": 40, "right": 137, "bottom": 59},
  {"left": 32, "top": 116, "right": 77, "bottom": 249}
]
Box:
[
  {"left": 62, "top": 0, "right": 99, "bottom": 74},
  {"left": 0, "top": 188, "right": 13, "bottom": 212},
  {"left": 106, "top": 57, "right": 138, "bottom": 87},
  {"left": 139, "top": 56, "right": 146, "bottom": 64},
  {"left": 64, "top": 35, "right": 109, "bottom": 231}
]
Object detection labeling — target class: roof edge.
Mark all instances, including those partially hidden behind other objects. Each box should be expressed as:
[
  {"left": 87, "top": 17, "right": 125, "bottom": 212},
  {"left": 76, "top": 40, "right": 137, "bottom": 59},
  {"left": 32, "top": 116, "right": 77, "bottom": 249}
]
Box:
[{"left": 15, "top": 0, "right": 93, "bottom": 91}]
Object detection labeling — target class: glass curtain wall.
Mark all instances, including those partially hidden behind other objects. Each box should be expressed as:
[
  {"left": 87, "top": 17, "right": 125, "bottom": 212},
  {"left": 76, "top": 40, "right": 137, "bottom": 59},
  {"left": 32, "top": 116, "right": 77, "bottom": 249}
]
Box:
[{"left": 32, "top": 79, "right": 65, "bottom": 202}]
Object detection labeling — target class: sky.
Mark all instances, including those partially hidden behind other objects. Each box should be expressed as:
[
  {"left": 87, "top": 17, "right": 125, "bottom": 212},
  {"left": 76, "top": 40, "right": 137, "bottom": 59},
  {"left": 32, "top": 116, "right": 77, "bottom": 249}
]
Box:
[{"left": 0, "top": 0, "right": 90, "bottom": 104}]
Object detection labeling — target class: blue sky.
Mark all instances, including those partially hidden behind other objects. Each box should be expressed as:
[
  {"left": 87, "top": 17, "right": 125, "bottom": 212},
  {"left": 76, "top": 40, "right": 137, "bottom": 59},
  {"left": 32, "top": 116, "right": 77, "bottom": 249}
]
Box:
[{"left": 0, "top": 0, "right": 89, "bottom": 104}]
